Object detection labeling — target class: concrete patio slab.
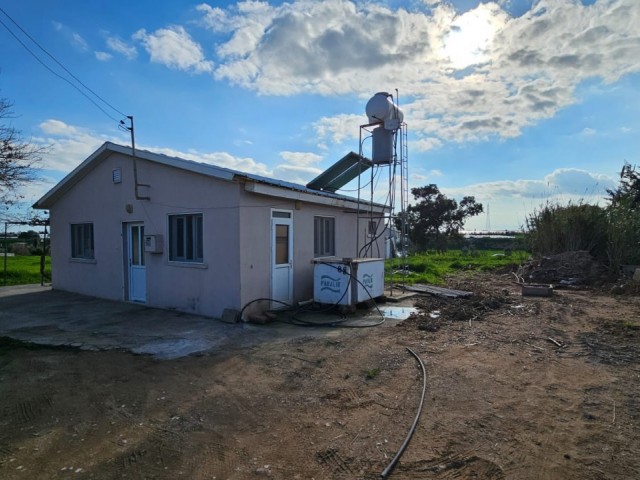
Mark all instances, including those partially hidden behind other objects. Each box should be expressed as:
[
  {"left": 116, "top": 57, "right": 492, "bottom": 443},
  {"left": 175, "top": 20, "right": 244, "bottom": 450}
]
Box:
[{"left": 0, "top": 286, "right": 409, "bottom": 359}]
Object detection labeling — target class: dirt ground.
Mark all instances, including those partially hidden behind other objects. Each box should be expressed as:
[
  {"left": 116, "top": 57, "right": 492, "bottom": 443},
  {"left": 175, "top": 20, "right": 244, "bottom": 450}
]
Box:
[{"left": 1, "top": 272, "right": 639, "bottom": 479}]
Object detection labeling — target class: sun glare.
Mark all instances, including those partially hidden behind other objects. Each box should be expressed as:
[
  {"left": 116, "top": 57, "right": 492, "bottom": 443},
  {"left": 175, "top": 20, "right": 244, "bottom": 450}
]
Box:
[{"left": 442, "top": 7, "right": 499, "bottom": 70}]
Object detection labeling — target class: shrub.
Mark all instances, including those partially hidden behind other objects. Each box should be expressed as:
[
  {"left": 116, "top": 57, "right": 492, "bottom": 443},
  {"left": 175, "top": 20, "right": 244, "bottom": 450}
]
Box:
[
  {"left": 10, "top": 243, "right": 31, "bottom": 256},
  {"left": 525, "top": 201, "right": 608, "bottom": 261}
]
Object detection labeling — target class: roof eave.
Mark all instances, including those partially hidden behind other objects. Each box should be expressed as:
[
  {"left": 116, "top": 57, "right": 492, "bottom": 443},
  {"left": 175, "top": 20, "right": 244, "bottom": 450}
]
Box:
[
  {"left": 244, "top": 181, "right": 388, "bottom": 213},
  {"left": 33, "top": 142, "right": 115, "bottom": 210}
]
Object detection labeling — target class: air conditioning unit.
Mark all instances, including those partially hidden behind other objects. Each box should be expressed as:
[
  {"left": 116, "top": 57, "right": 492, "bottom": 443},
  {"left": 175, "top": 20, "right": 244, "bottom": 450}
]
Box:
[{"left": 144, "top": 235, "right": 163, "bottom": 254}]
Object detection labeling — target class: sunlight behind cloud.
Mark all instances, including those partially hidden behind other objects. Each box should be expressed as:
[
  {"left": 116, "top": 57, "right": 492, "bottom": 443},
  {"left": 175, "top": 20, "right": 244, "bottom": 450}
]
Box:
[
  {"left": 195, "top": 0, "right": 640, "bottom": 148},
  {"left": 441, "top": 3, "right": 504, "bottom": 69}
]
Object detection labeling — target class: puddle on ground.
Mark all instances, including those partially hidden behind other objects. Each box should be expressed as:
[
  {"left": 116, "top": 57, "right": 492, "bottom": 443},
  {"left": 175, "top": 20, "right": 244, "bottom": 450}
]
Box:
[{"left": 380, "top": 306, "right": 417, "bottom": 320}]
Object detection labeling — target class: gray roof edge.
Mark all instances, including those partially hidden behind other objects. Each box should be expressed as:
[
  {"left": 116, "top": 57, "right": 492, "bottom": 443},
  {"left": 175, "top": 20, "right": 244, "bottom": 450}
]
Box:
[
  {"left": 33, "top": 142, "right": 238, "bottom": 209},
  {"left": 33, "top": 142, "right": 385, "bottom": 209},
  {"left": 119, "top": 143, "right": 236, "bottom": 181},
  {"left": 243, "top": 174, "right": 386, "bottom": 208},
  {"left": 33, "top": 142, "right": 112, "bottom": 209}
]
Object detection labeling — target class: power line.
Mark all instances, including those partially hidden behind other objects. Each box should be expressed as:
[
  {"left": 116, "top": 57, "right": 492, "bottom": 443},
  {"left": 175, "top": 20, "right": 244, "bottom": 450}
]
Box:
[
  {"left": 0, "top": 6, "right": 127, "bottom": 122},
  {"left": 0, "top": 17, "right": 120, "bottom": 123}
]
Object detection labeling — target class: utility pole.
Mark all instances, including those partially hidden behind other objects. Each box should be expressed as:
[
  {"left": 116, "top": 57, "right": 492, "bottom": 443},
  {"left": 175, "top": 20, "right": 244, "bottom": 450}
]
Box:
[{"left": 119, "top": 116, "right": 150, "bottom": 200}]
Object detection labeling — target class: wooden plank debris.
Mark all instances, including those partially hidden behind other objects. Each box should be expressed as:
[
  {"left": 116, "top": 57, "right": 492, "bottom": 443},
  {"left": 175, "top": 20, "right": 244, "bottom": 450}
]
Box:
[
  {"left": 521, "top": 284, "right": 553, "bottom": 297},
  {"left": 401, "top": 284, "right": 473, "bottom": 298}
]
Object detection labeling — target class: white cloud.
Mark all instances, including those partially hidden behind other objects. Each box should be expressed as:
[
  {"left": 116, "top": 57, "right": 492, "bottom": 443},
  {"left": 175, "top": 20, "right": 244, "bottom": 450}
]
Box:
[
  {"left": 279, "top": 151, "right": 323, "bottom": 167},
  {"left": 313, "top": 114, "right": 366, "bottom": 147},
  {"left": 51, "top": 21, "right": 91, "bottom": 53},
  {"left": 581, "top": 127, "right": 596, "bottom": 136},
  {"left": 438, "top": 168, "right": 618, "bottom": 230},
  {"left": 197, "top": 2, "right": 276, "bottom": 58},
  {"left": 443, "top": 168, "right": 616, "bottom": 200},
  {"left": 412, "top": 137, "right": 443, "bottom": 152},
  {"left": 195, "top": 0, "right": 640, "bottom": 147},
  {"left": 133, "top": 26, "right": 213, "bottom": 73},
  {"left": 106, "top": 36, "right": 137, "bottom": 59},
  {"left": 72, "top": 33, "right": 90, "bottom": 52},
  {"left": 32, "top": 119, "right": 274, "bottom": 181},
  {"left": 147, "top": 146, "right": 271, "bottom": 177},
  {"left": 35, "top": 120, "right": 109, "bottom": 171},
  {"left": 274, "top": 151, "right": 324, "bottom": 183},
  {"left": 39, "top": 119, "right": 82, "bottom": 136},
  {"left": 95, "top": 51, "right": 112, "bottom": 61}
]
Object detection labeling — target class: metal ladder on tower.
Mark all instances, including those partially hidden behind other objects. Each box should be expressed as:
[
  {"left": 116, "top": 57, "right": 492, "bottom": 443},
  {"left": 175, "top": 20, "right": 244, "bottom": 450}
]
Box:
[{"left": 399, "top": 123, "right": 409, "bottom": 259}]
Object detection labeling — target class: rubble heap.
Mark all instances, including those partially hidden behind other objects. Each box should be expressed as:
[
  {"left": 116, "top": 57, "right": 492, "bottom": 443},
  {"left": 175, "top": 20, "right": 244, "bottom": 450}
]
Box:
[{"left": 518, "top": 250, "right": 607, "bottom": 286}]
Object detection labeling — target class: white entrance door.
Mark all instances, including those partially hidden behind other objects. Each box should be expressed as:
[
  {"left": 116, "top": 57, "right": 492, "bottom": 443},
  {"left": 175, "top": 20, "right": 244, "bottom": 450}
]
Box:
[
  {"left": 127, "top": 223, "right": 146, "bottom": 302},
  {"left": 271, "top": 210, "right": 293, "bottom": 308}
]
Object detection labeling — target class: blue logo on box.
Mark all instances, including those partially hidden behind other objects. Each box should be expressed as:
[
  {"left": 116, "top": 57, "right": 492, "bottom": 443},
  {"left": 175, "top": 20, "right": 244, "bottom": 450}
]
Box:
[{"left": 320, "top": 275, "right": 341, "bottom": 293}]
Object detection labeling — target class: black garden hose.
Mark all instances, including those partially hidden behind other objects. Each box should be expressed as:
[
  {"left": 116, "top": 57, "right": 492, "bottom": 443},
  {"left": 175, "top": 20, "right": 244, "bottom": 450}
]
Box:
[{"left": 380, "top": 347, "right": 427, "bottom": 479}]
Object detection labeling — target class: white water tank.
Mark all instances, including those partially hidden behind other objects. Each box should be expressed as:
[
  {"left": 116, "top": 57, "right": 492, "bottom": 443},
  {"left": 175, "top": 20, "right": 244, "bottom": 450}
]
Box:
[
  {"left": 372, "top": 127, "right": 393, "bottom": 164},
  {"left": 365, "top": 92, "right": 404, "bottom": 127}
]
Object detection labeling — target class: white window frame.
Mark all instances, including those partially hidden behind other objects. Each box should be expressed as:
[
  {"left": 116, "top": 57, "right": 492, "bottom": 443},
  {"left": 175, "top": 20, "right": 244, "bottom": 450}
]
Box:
[
  {"left": 314, "top": 216, "right": 335, "bottom": 258},
  {"left": 70, "top": 223, "right": 94, "bottom": 259},
  {"left": 168, "top": 213, "right": 203, "bottom": 263}
]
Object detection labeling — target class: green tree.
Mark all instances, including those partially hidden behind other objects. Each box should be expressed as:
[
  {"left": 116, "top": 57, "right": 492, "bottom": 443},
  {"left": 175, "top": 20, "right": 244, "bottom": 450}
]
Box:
[
  {"left": 405, "top": 184, "right": 483, "bottom": 252},
  {"left": 1, "top": 97, "right": 44, "bottom": 211}
]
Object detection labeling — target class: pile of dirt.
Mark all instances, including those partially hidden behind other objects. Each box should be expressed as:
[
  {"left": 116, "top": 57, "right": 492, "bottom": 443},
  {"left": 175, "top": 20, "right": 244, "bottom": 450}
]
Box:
[
  {"left": 517, "top": 250, "right": 608, "bottom": 286},
  {"left": 408, "top": 289, "right": 513, "bottom": 332}
]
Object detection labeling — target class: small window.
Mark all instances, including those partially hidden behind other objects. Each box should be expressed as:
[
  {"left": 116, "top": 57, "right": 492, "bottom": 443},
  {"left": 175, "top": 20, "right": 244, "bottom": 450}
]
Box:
[
  {"left": 71, "top": 223, "right": 94, "bottom": 259},
  {"left": 272, "top": 211, "right": 291, "bottom": 218},
  {"left": 314, "top": 216, "right": 335, "bottom": 257},
  {"left": 275, "top": 224, "right": 290, "bottom": 264},
  {"left": 168, "top": 214, "right": 203, "bottom": 263}
]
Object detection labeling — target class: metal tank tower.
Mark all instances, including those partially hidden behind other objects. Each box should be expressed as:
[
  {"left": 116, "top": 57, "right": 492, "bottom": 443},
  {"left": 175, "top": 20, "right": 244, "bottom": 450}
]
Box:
[{"left": 357, "top": 92, "right": 408, "bottom": 261}]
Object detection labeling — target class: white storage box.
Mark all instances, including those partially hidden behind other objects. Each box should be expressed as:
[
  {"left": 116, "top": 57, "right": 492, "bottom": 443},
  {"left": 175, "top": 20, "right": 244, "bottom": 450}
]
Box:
[{"left": 313, "top": 258, "right": 385, "bottom": 306}]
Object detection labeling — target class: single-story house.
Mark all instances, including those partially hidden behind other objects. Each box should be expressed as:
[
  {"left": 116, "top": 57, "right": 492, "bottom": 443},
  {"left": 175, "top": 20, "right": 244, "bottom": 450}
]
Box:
[{"left": 33, "top": 142, "right": 387, "bottom": 318}]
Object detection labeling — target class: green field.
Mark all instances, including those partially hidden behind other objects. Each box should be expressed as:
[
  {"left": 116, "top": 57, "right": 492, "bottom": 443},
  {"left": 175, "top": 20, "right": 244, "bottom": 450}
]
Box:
[
  {"left": 0, "top": 251, "right": 526, "bottom": 288},
  {"left": 1, "top": 255, "right": 51, "bottom": 286},
  {"left": 385, "top": 249, "right": 529, "bottom": 285}
]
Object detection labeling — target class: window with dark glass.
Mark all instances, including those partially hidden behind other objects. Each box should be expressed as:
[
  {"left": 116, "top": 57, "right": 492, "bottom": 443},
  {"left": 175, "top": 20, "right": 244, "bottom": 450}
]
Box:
[
  {"left": 71, "top": 223, "right": 94, "bottom": 259},
  {"left": 275, "top": 224, "right": 290, "bottom": 264},
  {"left": 314, "top": 216, "right": 335, "bottom": 257},
  {"left": 168, "top": 214, "right": 203, "bottom": 262}
]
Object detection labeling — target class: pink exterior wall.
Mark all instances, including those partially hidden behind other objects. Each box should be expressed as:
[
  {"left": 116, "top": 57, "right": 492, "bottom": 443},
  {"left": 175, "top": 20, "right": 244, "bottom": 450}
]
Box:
[
  {"left": 49, "top": 152, "right": 242, "bottom": 318},
  {"left": 237, "top": 189, "right": 385, "bottom": 310},
  {"left": 47, "top": 150, "right": 386, "bottom": 318}
]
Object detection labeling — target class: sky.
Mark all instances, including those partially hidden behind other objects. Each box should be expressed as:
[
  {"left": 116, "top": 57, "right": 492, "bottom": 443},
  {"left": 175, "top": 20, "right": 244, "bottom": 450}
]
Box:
[{"left": 0, "top": 0, "right": 639, "bottom": 231}]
